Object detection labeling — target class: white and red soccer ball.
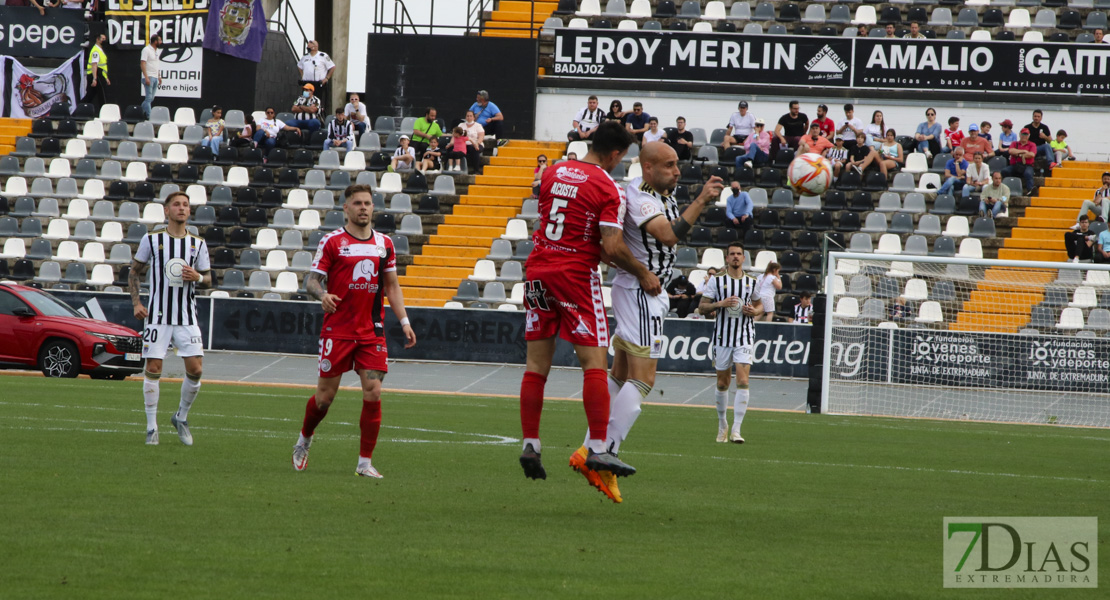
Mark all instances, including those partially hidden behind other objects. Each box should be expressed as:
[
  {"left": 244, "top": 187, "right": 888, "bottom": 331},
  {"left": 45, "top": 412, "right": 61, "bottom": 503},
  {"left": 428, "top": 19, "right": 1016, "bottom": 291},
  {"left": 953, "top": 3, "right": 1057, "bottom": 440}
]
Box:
[{"left": 787, "top": 153, "right": 833, "bottom": 196}]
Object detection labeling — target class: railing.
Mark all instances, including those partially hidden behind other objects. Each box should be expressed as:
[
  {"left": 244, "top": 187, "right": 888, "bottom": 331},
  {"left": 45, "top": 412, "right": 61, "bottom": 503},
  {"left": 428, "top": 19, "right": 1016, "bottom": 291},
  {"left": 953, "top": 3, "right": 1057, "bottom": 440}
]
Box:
[
  {"left": 268, "top": 0, "right": 310, "bottom": 59},
  {"left": 372, "top": 0, "right": 542, "bottom": 39}
]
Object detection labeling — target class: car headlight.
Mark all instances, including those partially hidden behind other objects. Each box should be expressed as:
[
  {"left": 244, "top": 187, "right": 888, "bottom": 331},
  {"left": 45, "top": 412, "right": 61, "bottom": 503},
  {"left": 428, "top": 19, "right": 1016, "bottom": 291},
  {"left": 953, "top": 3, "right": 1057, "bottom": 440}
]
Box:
[{"left": 86, "top": 331, "right": 121, "bottom": 345}]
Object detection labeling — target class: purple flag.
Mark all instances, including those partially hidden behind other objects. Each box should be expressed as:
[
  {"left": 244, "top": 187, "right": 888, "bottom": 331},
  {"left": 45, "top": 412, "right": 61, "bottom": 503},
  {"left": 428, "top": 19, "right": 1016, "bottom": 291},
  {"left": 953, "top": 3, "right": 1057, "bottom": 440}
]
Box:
[{"left": 203, "top": 0, "right": 268, "bottom": 63}]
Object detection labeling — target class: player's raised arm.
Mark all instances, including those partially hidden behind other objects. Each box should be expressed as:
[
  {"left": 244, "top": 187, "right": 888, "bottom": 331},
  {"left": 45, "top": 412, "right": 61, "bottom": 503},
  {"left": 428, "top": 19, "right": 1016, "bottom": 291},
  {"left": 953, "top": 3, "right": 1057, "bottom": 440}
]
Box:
[{"left": 382, "top": 269, "right": 416, "bottom": 349}]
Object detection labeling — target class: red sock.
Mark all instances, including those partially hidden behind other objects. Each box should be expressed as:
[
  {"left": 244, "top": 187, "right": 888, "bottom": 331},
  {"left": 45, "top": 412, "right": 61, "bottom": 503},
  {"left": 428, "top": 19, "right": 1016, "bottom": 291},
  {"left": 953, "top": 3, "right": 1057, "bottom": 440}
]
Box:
[
  {"left": 359, "top": 400, "right": 382, "bottom": 459},
  {"left": 583, "top": 368, "right": 610, "bottom": 441},
  {"left": 520, "top": 371, "right": 547, "bottom": 439},
  {"left": 300, "top": 395, "right": 329, "bottom": 438}
]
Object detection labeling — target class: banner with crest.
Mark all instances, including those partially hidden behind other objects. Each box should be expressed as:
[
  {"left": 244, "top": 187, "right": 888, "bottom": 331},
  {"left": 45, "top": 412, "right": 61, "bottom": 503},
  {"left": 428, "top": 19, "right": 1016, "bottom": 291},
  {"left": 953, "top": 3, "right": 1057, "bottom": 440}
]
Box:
[
  {"left": 3, "top": 52, "right": 85, "bottom": 119},
  {"left": 203, "top": 0, "right": 267, "bottom": 63}
]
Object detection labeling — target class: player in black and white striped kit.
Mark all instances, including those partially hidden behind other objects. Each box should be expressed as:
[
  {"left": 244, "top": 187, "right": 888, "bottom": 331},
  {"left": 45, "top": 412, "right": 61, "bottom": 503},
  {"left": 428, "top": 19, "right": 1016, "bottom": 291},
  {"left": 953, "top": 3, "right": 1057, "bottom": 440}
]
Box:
[
  {"left": 698, "top": 243, "right": 762, "bottom": 443},
  {"left": 129, "top": 191, "right": 211, "bottom": 447}
]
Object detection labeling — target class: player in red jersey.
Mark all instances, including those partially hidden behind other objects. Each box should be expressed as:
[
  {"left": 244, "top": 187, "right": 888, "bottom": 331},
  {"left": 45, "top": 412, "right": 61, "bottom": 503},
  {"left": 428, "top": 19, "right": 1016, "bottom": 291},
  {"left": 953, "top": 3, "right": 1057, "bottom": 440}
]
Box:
[
  {"left": 519, "top": 121, "right": 661, "bottom": 484},
  {"left": 291, "top": 184, "right": 417, "bottom": 478}
]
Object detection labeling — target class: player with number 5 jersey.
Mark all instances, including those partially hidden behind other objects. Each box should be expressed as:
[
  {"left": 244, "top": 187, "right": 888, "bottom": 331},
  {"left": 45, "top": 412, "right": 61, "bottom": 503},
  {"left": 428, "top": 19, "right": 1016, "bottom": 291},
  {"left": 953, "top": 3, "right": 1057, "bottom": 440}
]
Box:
[{"left": 518, "top": 122, "right": 661, "bottom": 496}]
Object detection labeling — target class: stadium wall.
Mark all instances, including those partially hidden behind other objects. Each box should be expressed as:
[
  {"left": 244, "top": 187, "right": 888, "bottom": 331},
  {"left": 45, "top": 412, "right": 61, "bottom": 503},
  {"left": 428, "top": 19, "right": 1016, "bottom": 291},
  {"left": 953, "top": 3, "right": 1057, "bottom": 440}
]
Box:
[{"left": 534, "top": 90, "right": 1110, "bottom": 161}]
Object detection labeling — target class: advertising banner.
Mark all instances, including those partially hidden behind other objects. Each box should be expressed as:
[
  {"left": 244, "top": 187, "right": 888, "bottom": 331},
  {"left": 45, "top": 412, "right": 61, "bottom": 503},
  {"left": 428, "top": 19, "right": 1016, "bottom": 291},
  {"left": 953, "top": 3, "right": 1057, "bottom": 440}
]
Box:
[
  {"left": 203, "top": 0, "right": 267, "bottom": 63},
  {"left": 107, "top": 0, "right": 207, "bottom": 99},
  {"left": 0, "top": 6, "right": 87, "bottom": 59},
  {"left": 5, "top": 52, "right": 85, "bottom": 119}
]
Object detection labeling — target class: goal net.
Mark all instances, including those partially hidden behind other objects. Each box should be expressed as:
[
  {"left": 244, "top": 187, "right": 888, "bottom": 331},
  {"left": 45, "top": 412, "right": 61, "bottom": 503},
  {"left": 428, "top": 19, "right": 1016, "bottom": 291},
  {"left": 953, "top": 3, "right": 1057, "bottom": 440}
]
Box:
[{"left": 821, "top": 252, "right": 1110, "bottom": 428}]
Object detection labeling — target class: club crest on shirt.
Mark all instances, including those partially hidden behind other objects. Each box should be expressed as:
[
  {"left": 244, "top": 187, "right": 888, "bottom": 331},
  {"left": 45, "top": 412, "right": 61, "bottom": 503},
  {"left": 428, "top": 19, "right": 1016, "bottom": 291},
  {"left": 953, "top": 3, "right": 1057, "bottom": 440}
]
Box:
[{"left": 640, "top": 202, "right": 658, "bottom": 217}]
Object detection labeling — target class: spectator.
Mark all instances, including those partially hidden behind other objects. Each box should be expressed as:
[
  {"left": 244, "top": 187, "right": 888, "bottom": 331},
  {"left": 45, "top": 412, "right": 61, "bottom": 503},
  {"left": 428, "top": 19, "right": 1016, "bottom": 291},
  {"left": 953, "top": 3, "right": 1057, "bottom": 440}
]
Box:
[
  {"left": 914, "top": 107, "right": 941, "bottom": 157},
  {"left": 797, "top": 122, "right": 832, "bottom": 156},
  {"left": 139, "top": 34, "right": 162, "bottom": 120},
  {"left": 297, "top": 40, "right": 335, "bottom": 113},
  {"left": 735, "top": 119, "right": 771, "bottom": 168},
  {"left": 754, "top": 262, "right": 782, "bottom": 322},
  {"left": 230, "top": 114, "right": 256, "bottom": 149},
  {"left": 903, "top": 22, "right": 925, "bottom": 39},
  {"left": 82, "top": 34, "right": 110, "bottom": 110},
  {"left": 531, "top": 154, "right": 548, "bottom": 197},
  {"left": 725, "top": 181, "right": 753, "bottom": 234},
  {"left": 863, "top": 110, "right": 886, "bottom": 152},
  {"left": 884, "top": 23, "right": 896, "bottom": 38},
  {"left": 960, "top": 123, "right": 992, "bottom": 157},
  {"left": 462, "top": 110, "right": 485, "bottom": 174},
  {"left": 566, "top": 152, "right": 578, "bottom": 161},
  {"left": 996, "top": 119, "right": 1018, "bottom": 157},
  {"left": 722, "top": 100, "right": 755, "bottom": 149},
  {"left": 605, "top": 99, "right": 627, "bottom": 124},
  {"left": 979, "top": 171, "right": 1010, "bottom": 219},
  {"left": 390, "top": 135, "right": 415, "bottom": 172},
  {"left": 1003, "top": 128, "right": 1037, "bottom": 193},
  {"left": 857, "top": 24, "right": 870, "bottom": 37},
  {"left": 200, "top": 106, "right": 225, "bottom": 155},
  {"left": 938, "top": 147, "right": 968, "bottom": 195},
  {"left": 445, "top": 126, "right": 468, "bottom": 172},
  {"left": 287, "top": 83, "right": 322, "bottom": 134},
  {"left": 963, "top": 151, "right": 990, "bottom": 199},
  {"left": 411, "top": 107, "right": 443, "bottom": 156},
  {"left": 324, "top": 108, "right": 354, "bottom": 152},
  {"left": 941, "top": 116, "right": 964, "bottom": 153},
  {"left": 642, "top": 117, "right": 666, "bottom": 145},
  {"left": 837, "top": 103, "right": 865, "bottom": 160},
  {"left": 874, "top": 129, "right": 905, "bottom": 178},
  {"left": 1024, "top": 109, "right": 1055, "bottom": 169},
  {"left": 253, "top": 107, "right": 299, "bottom": 154},
  {"left": 812, "top": 104, "right": 834, "bottom": 139},
  {"left": 772, "top": 100, "right": 809, "bottom": 161},
  {"left": 978, "top": 121, "right": 993, "bottom": 144},
  {"left": 343, "top": 94, "right": 370, "bottom": 138},
  {"left": 827, "top": 135, "right": 850, "bottom": 179},
  {"left": 666, "top": 117, "right": 693, "bottom": 160},
  {"left": 890, "top": 296, "right": 908, "bottom": 321},
  {"left": 1064, "top": 215, "right": 1095, "bottom": 262},
  {"left": 1050, "top": 130, "right": 1075, "bottom": 165},
  {"left": 789, "top": 292, "right": 813, "bottom": 324},
  {"left": 1094, "top": 28, "right": 1109, "bottom": 44},
  {"left": 666, "top": 275, "right": 699, "bottom": 318},
  {"left": 569, "top": 95, "right": 604, "bottom": 141},
  {"left": 1074, "top": 172, "right": 1110, "bottom": 224},
  {"left": 1096, "top": 223, "right": 1110, "bottom": 264},
  {"left": 418, "top": 137, "right": 443, "bottom": 173},
  {"left": 624, "top": 102, "right": 651, "bottom": 142},
  {"left": 695, "top": 267, "right": 718, "bottom": 317},
  {"left": 468, "top": 90, "right": 504, "bottom": 140}
]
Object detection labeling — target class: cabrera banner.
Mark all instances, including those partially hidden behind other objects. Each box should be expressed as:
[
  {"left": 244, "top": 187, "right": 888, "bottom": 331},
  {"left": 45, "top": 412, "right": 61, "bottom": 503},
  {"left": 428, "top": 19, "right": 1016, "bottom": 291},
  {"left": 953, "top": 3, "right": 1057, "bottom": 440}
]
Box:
[
  {"left": 1, "top": 52, "right": 85, "bottom": 119},
  {"left": 552, "top": 30, "right": 1110, "bottom": 96},
  {"left": 203, "top": 0, "right": 268, "bottom": 63}
]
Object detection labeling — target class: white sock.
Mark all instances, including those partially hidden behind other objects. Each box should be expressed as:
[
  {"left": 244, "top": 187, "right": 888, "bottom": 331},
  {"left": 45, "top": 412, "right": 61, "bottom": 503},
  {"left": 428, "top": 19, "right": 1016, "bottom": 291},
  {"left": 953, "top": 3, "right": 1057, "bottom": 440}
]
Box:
[
  {"left": 606, "top": 380, "right": 649, "bottom": 454},
  {"left": 357, "top": 456, "right": 371, "bottom": 469},
  {"left": 586, "top": 438, "right": 605, "bottom": 453},
  {"left": 522, "top": 437, "right": 541, "bottom": 453},
  {"left": 143, "top": 377, "right": 159, "bottom": 430},
  {"left": 297, "top": 433, "right": 311, "bottom": 447},
  {"left": 733, "top": 388, "right": 750, "bottom": 433},
  {"left": 177, "top": 376, "right": 201, "bottom": 420},
  {"left": 715, "top": 389, "right": 729, "bottom": 429}
]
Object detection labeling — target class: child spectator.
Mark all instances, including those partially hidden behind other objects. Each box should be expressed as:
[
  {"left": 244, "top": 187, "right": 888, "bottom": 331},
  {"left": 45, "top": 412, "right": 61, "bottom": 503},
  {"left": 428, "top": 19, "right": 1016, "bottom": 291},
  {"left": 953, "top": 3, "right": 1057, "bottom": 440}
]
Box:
[
  {"left": 418, "top": 136, "right": 442, "bottom": 173},
  {"left": 978, "top": 121, "right": 993, "bottom": 143},
  {"left": 789, "top": 292, "right": 813, "bottom": 324},
  {"left": 754, "top": 262, "right": 782, "bottom": 322},
  {"left": 201, "top": 105, "right": 225, "bottom": 154},
  {"left": 826, "top": 135, "right": 850, "bottom": 179},
  {"left": 996, "top": 119, "right": 1018, "bottom": 156},
  {"left": 446, "top": 127, "right": 468, "bottom": 172},
  {"left": 1050, "top": 130, "right": 1075, "bottom": 166},
  {"left": 890, "top": 296, "right": 908, "bottom": 321},
  {"left": 942, "top": 117, "right": 964, "bottom": 153},
  {"left": 390, "top": 134, "right": 416, "bottom": 172}
]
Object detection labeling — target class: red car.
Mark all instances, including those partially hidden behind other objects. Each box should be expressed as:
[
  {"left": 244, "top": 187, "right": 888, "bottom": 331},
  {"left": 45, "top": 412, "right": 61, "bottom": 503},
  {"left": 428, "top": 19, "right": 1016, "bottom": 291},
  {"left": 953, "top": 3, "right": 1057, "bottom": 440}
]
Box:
[{"left": 0, "top": 283, "right": 143, "bottom": 379}]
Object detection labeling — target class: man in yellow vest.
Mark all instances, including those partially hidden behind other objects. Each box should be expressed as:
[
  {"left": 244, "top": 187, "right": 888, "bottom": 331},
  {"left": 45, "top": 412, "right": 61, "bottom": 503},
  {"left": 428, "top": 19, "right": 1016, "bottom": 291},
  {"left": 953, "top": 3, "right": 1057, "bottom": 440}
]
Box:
[{"left": 83, "top": 34, "right": 110, "bottom": 110}]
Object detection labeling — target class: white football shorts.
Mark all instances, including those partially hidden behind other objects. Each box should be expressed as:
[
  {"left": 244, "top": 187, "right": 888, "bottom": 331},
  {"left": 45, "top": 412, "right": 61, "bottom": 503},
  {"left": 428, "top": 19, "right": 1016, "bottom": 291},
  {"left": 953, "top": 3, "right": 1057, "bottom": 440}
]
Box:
[
  {"left": 714, "top": 345, "right": 753, "bottom": 371},
  {"left": 611, "top": 284, "right": 670, "bottom": 359},
  {"left": 141, "top": 324, "right": 205, "bottom": 359}
]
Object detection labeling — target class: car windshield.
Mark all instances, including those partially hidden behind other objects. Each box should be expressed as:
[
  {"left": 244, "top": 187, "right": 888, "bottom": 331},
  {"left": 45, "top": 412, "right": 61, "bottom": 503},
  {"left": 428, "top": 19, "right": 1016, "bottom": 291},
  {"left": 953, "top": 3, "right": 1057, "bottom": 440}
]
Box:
[{"left": 21, "top": 290, "right": 86, "bottom": 318}]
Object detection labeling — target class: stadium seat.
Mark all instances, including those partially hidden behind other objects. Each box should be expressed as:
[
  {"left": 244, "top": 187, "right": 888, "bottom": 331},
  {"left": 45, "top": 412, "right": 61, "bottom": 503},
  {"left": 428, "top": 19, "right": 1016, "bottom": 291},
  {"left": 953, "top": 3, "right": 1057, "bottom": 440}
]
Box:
[
  {"left": 832, "top": 297, "right": 859, "bottom": 319},
  {"left": 1087, "top": 309, "right": 1110, "bottom": 331},
  {"left": 698, "top": 248, "right": 725, "bottom": 270},
  {"left": 957, "top": 238, "right": 982, "bottom": 259},
  {"left": 848, "top": 275, "right": 872, "bottom": 298},
  {"left": 943, "top": 216, "right": 969, "bottom": 238},
  {"left": 1055, "top": 307, "right": 1085, "bottom": 330},
  {"left": 861, "top": 212, "right": 887, "bottom": 233},
  {"left": 1069, "top": 286, "right": 1098, "bottom": 308},
  {"left": 914, "top": 301, "right": 944, "bottom": 324},
  {"left": 889, "top": 213, "right": 915, "bottom": 235},
  {"left": 914, "top": 173, "right": 941, "bottom": 192},
  {"left": 970, "top": 217, "right": 996, "bottom": 238},
  {"left": 848, "top": 232, "right": 873, "bottom": 253},
  {"left": 914, "top": 214, "right": 942, "bottom": 236},
  {"left": 877, "top": 234, "right": 902, "bottom": 255},
  {"left": 501, "top": 219, "right": 530, "bottom": 241}
]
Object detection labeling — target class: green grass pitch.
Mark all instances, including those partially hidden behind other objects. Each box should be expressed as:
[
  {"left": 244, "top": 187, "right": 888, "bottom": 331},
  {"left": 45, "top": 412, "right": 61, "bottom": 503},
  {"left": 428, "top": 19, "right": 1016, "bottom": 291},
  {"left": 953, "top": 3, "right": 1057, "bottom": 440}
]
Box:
[{"left": 1, "top": 374, "right": 1107, "bottom": 599}]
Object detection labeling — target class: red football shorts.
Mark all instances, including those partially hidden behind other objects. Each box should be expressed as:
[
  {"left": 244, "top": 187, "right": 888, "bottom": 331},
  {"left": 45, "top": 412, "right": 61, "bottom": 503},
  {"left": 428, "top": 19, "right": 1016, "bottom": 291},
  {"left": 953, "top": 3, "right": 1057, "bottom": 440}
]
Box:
[
  {"left": 318, "top": 337, "right": 388, "bottom": 378},
  {"left": 523, "top": 266, "right": 609, "bottom": 347}
]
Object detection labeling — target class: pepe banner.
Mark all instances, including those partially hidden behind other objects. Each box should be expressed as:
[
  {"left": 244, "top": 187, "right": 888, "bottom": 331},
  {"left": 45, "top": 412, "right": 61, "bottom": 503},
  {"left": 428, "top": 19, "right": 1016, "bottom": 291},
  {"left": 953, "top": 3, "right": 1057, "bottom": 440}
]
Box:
[
  {"left": 203, "top": 0, "right": 267, "bottom": 63},
  {"left": 2, "top": 52, "right": 85, "bottom": 119}
]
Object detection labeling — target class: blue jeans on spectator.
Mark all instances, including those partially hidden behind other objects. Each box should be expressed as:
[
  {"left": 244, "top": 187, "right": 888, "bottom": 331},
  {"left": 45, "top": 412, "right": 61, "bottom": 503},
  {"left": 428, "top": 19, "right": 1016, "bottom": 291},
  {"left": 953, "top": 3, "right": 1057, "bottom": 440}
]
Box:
[
  {"left": 142, "top": 77, "right": 159, "bottom": 119},
  {"left": 353, "top": 120, "right": 367, "bottom": 137},
  {"left": 252, "top": 130, "right": 277, "bottom": 152},
  {"left": 203, "top": 135, "right": 223, "bottom": 155},
  {"left": 962, "top": 183, "right": 983, "bottom": 198},
  {"left": 1003, "top": 163, "right": 1034, "bottom": 193},
  {"left": 735, "top": 147, "right": 768, "bottom": 170},
  {"left": 324, "top": 139, "right": 354, "bottom": 152},
  {"left": 938, "top": 176, "right": 964, "bottom": 195},
  {"left": 1038, "top": 142, "right": 1055, "bottom": 165},
  {"left": 980, "top": 200, "right": 1004, "bottom": 218},
  {"left": 287, "top": 118, "right": 321, "bottom": 133}
]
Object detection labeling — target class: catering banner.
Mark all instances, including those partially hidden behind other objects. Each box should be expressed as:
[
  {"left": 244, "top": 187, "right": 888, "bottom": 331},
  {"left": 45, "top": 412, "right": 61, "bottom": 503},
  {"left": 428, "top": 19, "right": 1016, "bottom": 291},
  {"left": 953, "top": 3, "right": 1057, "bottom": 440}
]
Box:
[
  {"left": 203, "top": 0, "right": 267, "bottom": 63},
  {"left": 4, "top": 52, "right": 85, "bottom": 119}
]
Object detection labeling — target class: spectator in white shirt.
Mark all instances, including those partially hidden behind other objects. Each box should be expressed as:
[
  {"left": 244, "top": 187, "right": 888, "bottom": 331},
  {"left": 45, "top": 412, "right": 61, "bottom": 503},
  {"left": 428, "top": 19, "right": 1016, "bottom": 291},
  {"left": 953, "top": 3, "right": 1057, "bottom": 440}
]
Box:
[
  {"left": 642, "top": 117, "right": 666, "bottom": 144},
  {"left": 251, "top": 107, "right": 300, "bottom": 154},
  {"left": 343, "top": 93, "right": 370, "bottom": 138},
  {"left": 296, "top": 40, "right": 336, "bottom": 112},
  {"left": 139, "top": 34, "right": 162, "bottom": 120},
  {"left": 391, "top": 135, "right": 416, "bottom": 172},
  {"left": 722, "top": 100, "right": 755, "bottom": 150},
  {"left": 569, "top": 95, "right": 604, "bottom": 141},
  {"left": 962, "top": 151, "right": 991, "bottom": 198}
]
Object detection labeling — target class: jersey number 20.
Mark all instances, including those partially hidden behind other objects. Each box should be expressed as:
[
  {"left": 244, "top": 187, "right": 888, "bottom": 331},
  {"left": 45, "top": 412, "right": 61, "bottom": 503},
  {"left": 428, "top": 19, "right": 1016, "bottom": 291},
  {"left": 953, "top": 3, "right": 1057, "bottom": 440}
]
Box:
[{"left": 545, "top": 198, "right": 569, "bottom": 241}]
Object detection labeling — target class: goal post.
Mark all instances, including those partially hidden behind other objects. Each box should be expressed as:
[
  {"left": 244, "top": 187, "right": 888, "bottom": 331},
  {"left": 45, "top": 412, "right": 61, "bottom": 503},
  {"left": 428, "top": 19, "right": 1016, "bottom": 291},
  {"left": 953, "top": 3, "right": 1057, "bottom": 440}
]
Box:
[{"left": 820, "top": 252, "right": 1110, "bottom": 428}]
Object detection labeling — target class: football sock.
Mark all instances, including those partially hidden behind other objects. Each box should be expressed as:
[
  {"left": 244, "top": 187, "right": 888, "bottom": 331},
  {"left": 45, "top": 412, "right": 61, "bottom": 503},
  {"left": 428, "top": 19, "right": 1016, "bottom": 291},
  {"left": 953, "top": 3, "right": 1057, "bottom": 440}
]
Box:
[
  {"left": 583, "top": 375, "right": 626, "bottom": 446},
  {"left": 520, "top": 371, "right": 547, "bottom": 445},
  {"left": 143, "top": 370, "right": 160, "bottom": 430},
  {"left": 359, "top": 400, "right": 382, "bottom": 459},
  {"left": 177, "top": 372, "right": 201, "bottom": 420},
  {"left": 606, "top": 379, "right": 650, "bottom": 454},
  {"left": 301, "top": 395, "right": 330, "bottom": 438},
  {"left": 296, "top": 433, "right": 311, "bottom": 447},
  {"left": 357, "top": 456, "right": 372, "bottom": 469},
  {"left": 607, "top": 374, "right": 624, "bottom": 399},
  {"left": 733, "top": 386, "right": 750, "bottom": 433},
  {"left": 715, "top": 389, "right": 729, "bottom": 429},
  {"left": 582, "top": 368, "right": 610, "bottom": 453}
]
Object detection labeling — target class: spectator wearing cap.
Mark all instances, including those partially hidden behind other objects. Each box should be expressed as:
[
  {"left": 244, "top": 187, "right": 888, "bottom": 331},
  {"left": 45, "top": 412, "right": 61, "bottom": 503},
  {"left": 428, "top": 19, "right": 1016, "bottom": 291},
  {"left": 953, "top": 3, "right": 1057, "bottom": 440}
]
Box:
[
  {"left": 725, "top": 181, "right": 754, "bottom": 234},
  {"left": 666, "top": 117, "right": 694, "bottom": 160},
  {"left": 391, "top": 135, "right": 416, "bottom": 172},
  {"left": 826, "top": 134, "right": 851, "bottom": 179},
  {"left": 1074, "top": 172, "right": 1110, "bottom": 224},
  {"left": 1003, "top": 128, "right": 1038, "bottom": 193},
  {"left": 723, "top": 101, "right": 756, "bottom": 149},
  {"left": 772, "top": 100, "right": 809, "bottom": 161},
  {"left": 996, "top": 119, "right": 1018, "bottom": 156},
  {"left": 624, "top": 102, "right": 652, "bottom": 142},
  {"left": 798, "top": 122, "right": 833, "bottom": 156},
  {"left": 812, "top": 103, "right": 835, "bottom": 139},
  {"left": 962, "top": 151, "right": 990, "bottom": 199},
  {"left": 1024, "top": 109, "right": 1056, "bottom": 170},
  {"left": 1064, "top": 215, "right": 1095, "bottom": 262},
  {"left": 468, "top": 90, "right": 505, "bottom": 140},
  {"left": 960, "top": 123, "right": 992, "bottom": 158},
  {"left": 914, "top": 107, "right": 941, "bottom": 157},
  {"left": 288, "top": 83, "right": 323, "bottom": 133},
  {"left": 643, "top": 117, "right": 666, "bottom": 145},
  {"left": 569, "top": 95, "right": 604, "bottom": 141},
  {"left": 938, "top": 147, "right": 968, "bottom": 196},
  {"left": 735, "top": 118, "right": 771, "bottom": 169},
  {"left": 979, "top": 171, "right": 1010, "bottom": 219}
]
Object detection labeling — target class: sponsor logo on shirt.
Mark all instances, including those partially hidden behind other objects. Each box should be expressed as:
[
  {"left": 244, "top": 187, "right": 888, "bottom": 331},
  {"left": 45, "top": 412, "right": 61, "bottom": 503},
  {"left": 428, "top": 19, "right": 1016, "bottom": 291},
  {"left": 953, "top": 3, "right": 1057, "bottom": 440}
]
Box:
[{"left": 555, "top": 165, "right": 590, "bottom": 185}]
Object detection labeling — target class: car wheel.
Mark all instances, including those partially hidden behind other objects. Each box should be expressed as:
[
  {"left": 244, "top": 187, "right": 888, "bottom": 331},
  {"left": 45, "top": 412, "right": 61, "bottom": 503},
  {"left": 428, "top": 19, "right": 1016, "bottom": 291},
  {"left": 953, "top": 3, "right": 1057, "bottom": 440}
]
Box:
[{"left": 39, "top": 340, "right": 80, "bottom": 378}]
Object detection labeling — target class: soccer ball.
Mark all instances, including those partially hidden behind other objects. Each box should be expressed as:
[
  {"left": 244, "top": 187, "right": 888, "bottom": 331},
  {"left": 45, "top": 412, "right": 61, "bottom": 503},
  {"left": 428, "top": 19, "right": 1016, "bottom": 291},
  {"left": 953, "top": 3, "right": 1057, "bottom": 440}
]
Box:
[{"left": 787, "top": 153, "right": 833, "bottom": 196}]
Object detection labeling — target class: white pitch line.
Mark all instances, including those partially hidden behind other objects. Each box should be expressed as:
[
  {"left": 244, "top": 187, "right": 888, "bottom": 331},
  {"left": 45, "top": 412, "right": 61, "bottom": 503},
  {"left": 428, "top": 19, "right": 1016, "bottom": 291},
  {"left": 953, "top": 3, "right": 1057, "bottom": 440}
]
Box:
[
  {"left": 682, "top": 381, "right": 718, "bottom": 405},
  {"left": 238, "top": 356, "right": 287, "bottom": 382},
  {"left": 454, "top": 364, "right": 505, "bottom": 394}
]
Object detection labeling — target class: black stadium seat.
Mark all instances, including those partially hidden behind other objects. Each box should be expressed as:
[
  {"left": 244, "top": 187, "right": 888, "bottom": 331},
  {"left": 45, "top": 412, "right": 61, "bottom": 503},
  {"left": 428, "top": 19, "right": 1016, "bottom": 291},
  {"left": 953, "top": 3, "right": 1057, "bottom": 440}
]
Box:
[
  {"left": 701, "top": 205, "right": 726, "bottom": 228},
  {"left": 553, "top": 0, "right": 575, "bottom": 15},
  {"left": 259, "top": 188, "right": 283, "bottom": 208},
  {"left": 375, "top": 213, "right": 396, "bottom": 233},
  {"left": 823, "top": 190, "right": 846, "bottom": 211},
  {"left": 782, "top": 210, "right": 806, "bottom": 231},
  {"left": 767, "top": 230, "right": 793, "bottom": 251},
  {"left": 809, "top": 211, "right": 833, "bottom": 232},
  {"left": 189, "top": 147, "right": 214, "bottom": 165},
  {"left": 807, "top": 252, "right": 824, "bottom": 274},
  {"left": 687, "top": 227, "right": 712, "bottom": 247},
  {"left": 149, "top": 163, "right": 173, "bottom": 183},
  {"left": 243, "top": 207, "right": 268, "bottom": 228},
  {"left": 655, "top": 1, "right": 676, "bottom": 18},
  {"left": 743, "top": 229, "right": 765, "bottom": 250},
  {"left": 204, "top": 227, "right": 227, "bottom": 249},
  {"left": 235, "top": 187, "right": 258, "bottom": 207},
  {"left": 251, "top": 167, "right": 274, "bottom": 187},
  {"left": 122, "top": 105, "right": 146, "bottom": 123},
  {"left": 215, "top": 147, "right": 238, "bottom": 166},
  {"left": 715, "top": 227, "right": 740, "bottom": 248},
  {"left": 836, "top": 211, "right": 861, "bottom": 232},
  {"left": 795, "top": 231, "right": 821, "bottom": 252},
  {"left": 266, "top": 148, "right": 288, "bottom": 166},
  {"left": 756, "top": 210, "right": 780, "bottom": 229},
  {"left": 226, "top": 228, "right": 251, "bottom": 249},
  {"left": 37, "top": 137, "right": 62, "bottom": 157},
  {"left": 176, "top": 164, "right": 199, "bottom": 184},
  {"left": 836, "top": 170, "right": 861, "bottom": 191},
  {"left": 275, "top": 168, "right": 300, "bottom": 189},
  {"left": 56, "top": 119, "right": 78, "bottom": 138},
  {"left": 31, "top": 118, "right": 54, "bottom": 137},
  {"left": 849, "top": 192, "right": 873, "bottom": 212},
  {"left": 758, "top": 167, "right": 782, "bottom": 188},
  {"left": 861, "top": 170, "right": 887, "bottom": 192}
]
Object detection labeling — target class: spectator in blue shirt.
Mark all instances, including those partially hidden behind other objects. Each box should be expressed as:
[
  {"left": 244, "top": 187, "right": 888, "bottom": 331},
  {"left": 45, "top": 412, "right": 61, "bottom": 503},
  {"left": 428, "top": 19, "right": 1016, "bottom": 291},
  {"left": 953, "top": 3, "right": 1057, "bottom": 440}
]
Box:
[
  {"left": 624, "top": 102, "right": 651, "bottom": 143},
  {"left": 1097, "top": 227, "right": 1110, "bottom": 263},
  {"left": 914, "top": 108, "right": 941, "bottom": 157},
  {"left": 996, "top": 119, "right": 1018, "bottom": 157},
  {"left": 468, "top": 90, "right": 504, "bottom": 141},
  {"left": 725, "top": 181, "right": 753, "bottom": 234},
  {"left": 938, "top": 147, "right": 968, "bottom": 196}
]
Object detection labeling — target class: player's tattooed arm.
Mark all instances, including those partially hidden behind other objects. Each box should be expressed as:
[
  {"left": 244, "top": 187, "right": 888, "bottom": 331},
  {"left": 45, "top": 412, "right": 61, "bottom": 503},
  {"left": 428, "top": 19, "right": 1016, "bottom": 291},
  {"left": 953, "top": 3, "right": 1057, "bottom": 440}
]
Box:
[
  {"left": 128, "top": 260, "right": 149, "bottom": 320},
  {"left": 601, "top": 226, "right": 661, "bottom": 295},
  {"left": 305, "top": 271, "right": 327, "bottom": 300}
]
